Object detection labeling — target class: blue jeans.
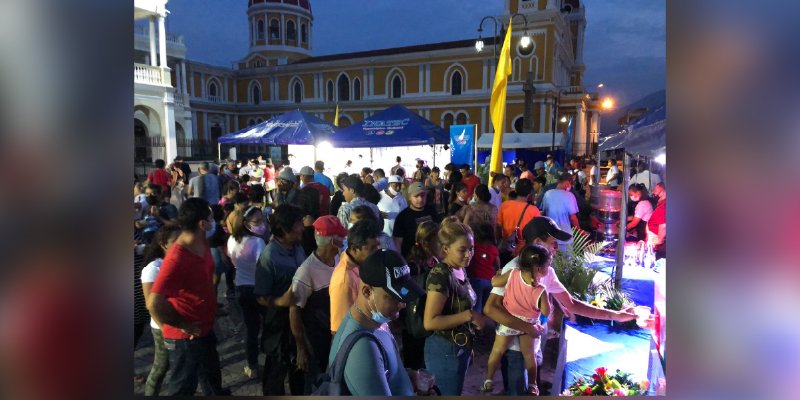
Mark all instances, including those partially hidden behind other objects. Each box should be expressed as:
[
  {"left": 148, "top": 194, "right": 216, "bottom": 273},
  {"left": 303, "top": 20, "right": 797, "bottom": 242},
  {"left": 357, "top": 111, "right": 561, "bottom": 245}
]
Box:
[
  {"left": 163, "top": 332, "right": 225, "bottom": 396},
  {"left": 469, "top": 278, "right": 492, "bottom": 312},
  {"left": 424, "top": 334, "right": 471, "bottom": 395},
  {"left": 501, "top": 350, "right": 528, "bottom": 396}
]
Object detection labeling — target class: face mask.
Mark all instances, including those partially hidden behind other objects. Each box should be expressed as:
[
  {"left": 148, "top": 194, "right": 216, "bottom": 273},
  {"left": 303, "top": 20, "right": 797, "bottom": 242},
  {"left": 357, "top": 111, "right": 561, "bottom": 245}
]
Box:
[
  {"left": 451, "top": 267, "right": 466, "bottom": 281},
  {"left": 248, "top": 222, "right": 266, "bottom": 235},
  {"left": 388, "top": 186, "right": 398, "bottom": 196},
  {"left": 299, "top": 181, "right": 305, "bottom": 189},
  {"left": 457, "top": 195, "right": 466, "bottom": 202},
  {"left": 205, "top": 220, "right": 216, "bottom": 239},
  {"left": 224, "top": 169, "right": 232, "bottom": 175},
  {"left": 469, "top": 197, "right": 476, "bottom": 205},
  {"left": 369, "top": 292, "right": 392, "bottom": 324}
]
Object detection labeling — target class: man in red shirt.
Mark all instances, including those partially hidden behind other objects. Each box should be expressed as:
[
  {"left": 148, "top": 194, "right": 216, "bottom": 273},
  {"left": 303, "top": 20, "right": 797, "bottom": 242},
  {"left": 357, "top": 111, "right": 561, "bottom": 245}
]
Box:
[
  {"left": 147, "top": 198, "right": 229, "bottom": 396},
  {"left": 147, "top": 159, "right": 172, "bottom": 194},
  {"left": 459, "top": 163, "right": 481, "bottom": 200},
  {"left": 647, "top": 182, "right": 667, "bottom": 259}
]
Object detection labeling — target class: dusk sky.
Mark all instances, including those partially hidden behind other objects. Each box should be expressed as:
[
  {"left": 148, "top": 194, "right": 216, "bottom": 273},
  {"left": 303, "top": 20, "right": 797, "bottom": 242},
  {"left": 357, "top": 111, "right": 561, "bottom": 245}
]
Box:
[{"left": 162, "top": 0, "right": 664, "bottom": 108}]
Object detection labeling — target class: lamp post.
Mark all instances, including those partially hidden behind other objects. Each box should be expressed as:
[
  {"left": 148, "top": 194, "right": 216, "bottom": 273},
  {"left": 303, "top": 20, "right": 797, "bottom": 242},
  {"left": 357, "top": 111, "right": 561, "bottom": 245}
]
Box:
[{"left": 476, "top": 14, "right": 533, "bottom": 133}]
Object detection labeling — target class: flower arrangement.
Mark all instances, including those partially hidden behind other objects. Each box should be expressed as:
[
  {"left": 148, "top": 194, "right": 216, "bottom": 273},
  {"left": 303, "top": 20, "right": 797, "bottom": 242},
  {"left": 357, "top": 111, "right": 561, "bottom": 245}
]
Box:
[{"left": 562, "top": 367, "right": 649, "bottom": 396}]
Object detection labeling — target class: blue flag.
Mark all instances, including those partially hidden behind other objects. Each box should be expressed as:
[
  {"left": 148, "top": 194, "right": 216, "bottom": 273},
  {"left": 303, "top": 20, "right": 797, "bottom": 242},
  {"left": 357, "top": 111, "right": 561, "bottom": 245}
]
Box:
[
  {"left": 450, "top": 125, "right": 475, "bottom": 168},
  {"left": 564, "top": 117, "right": 574, "bottom": 158}
]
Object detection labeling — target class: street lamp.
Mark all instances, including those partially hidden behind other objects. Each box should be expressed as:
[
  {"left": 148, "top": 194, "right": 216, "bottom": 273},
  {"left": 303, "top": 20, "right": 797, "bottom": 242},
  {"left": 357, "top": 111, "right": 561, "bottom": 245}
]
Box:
[
  {"left": 601, "top": 97, "right": 615, "bottom": 110},
  {"left": 560, "top": 116, "right": 568, "bottom": 123}
]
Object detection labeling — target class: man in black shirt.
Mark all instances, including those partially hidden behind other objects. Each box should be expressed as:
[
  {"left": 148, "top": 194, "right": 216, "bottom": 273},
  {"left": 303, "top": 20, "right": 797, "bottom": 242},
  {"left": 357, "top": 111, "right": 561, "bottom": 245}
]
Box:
[{"left": 392, "top": 182, "right": 442, "bottom": 258}]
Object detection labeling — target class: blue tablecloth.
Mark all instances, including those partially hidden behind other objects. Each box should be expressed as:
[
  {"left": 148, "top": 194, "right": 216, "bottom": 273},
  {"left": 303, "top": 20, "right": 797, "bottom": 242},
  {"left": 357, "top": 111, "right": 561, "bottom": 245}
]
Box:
[
  {"left": 555, "top": 320, "right": 654, "bottom": 394},
  {"left": 587, "top": 257, "right": 657, "bottom": 309}
]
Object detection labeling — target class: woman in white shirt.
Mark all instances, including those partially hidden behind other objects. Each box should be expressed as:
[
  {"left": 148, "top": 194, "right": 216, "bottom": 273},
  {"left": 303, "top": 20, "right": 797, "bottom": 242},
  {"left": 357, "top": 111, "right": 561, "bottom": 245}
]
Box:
[
  {"left": 227, "top": 206, "right": 268, "bottom": 378},
  {"left": 624, "top": 183, "right": 654, "bottom": 240},
  {"left": 140, "top": 224, "right": 181, "bottom": 395}
]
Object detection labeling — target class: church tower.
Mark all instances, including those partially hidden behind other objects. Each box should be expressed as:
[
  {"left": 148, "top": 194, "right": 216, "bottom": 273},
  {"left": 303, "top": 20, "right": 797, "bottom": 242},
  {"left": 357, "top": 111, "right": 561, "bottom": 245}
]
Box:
[{"left": 240, "top": 0, "right": 313, "bottom": 69}]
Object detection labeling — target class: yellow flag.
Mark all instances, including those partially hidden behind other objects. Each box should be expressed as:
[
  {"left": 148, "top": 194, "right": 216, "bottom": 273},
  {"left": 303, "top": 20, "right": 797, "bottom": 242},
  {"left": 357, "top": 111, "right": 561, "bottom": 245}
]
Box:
[
  {"left": 333, "top": 104, "right": 340, "bottom": 127},
  {"left": 489, "top": 18, "right": 513, "bottom": 181}
]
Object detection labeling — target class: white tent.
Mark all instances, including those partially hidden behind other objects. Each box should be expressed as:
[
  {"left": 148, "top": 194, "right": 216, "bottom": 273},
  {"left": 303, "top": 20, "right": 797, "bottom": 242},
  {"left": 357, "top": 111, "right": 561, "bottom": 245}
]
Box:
[{"left": 476, "top": 132, "right": 565, "bottom": 149}]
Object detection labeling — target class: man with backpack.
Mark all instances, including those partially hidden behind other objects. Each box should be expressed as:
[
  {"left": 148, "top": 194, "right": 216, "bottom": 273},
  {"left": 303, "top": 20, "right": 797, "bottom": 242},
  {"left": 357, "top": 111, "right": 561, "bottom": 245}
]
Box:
[{"left": 321, "top": 249, "right": 423, "bottom": 396}]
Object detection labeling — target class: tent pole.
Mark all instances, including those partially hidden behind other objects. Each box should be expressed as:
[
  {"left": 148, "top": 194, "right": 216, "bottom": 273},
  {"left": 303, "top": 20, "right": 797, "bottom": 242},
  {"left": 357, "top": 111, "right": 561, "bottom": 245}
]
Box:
[{"left": 217, "top": 143, "right": 221, "bottom": 161}]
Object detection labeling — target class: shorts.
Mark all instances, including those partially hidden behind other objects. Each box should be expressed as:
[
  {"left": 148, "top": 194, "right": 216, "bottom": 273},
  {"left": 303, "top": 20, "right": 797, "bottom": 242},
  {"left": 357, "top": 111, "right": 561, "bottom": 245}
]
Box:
[{"left": 496, "top": 314, "right": 536, "bottom": 336}]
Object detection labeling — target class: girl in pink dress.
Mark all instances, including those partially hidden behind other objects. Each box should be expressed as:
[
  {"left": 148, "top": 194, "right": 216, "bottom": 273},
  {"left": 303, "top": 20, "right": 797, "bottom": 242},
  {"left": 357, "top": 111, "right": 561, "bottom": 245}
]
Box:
[{"left": 482, "top": 244, "right": 551, "bottom": 395}]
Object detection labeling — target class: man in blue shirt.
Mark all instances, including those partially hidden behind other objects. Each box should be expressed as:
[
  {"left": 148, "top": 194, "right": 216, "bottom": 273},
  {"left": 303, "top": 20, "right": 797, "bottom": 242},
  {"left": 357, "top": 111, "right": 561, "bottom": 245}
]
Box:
[
  {"left": 314, "top": 161, "right": 335, "bottom": 194},
  {"left": 540, "top": 172, "right": 580, "bottom": 252},
  {"left": 327, "top": 249, "right": 424, "bottom": 396},
  {"left": 372, "top": 168, "right": 389, "bottom": 192}
]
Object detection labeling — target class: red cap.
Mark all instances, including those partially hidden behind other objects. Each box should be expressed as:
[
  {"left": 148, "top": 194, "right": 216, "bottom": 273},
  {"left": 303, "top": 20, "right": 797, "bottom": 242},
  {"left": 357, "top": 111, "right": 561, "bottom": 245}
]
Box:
[{"left": 312, "top": 215, "right": 348, "bottom": 237}]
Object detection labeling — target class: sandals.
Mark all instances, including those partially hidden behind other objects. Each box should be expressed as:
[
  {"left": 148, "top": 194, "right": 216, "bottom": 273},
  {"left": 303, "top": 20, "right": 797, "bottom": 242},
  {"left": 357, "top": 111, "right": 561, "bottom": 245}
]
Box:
[
  {"left": 528, "top": 383, "right": 540, "bottom": 395},
  {"left": 480, "top": 379, "right": 494, "bottom": 393}
]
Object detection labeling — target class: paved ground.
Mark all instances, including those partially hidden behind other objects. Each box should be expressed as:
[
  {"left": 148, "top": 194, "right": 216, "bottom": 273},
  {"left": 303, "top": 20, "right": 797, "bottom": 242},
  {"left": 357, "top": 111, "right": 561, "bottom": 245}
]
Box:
[{"left": 134, "top": 284, "right": 558, "bottom": 396}]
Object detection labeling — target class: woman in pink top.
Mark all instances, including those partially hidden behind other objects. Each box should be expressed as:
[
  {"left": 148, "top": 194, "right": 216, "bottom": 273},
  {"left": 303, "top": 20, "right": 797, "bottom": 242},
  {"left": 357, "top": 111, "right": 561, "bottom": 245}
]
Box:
[{"left": 482, "top": 244, "right": 551, "bottom": 395}]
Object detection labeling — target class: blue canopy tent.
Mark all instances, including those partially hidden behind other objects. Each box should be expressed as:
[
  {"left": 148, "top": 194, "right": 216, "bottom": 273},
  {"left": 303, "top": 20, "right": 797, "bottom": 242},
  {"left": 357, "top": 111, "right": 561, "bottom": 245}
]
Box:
[
  {"left": 326, "top": 105, "right": 449, "bottom": 148},
  {"left": 216, "top": 109, "right": 338, "bottom": 159}
]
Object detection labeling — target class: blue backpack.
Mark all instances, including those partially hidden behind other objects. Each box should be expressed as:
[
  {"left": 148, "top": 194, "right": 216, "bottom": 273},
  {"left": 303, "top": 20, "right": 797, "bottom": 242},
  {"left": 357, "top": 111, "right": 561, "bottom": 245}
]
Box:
[{"left": 312, "top": 330, "right": 389, "bottom": 396}]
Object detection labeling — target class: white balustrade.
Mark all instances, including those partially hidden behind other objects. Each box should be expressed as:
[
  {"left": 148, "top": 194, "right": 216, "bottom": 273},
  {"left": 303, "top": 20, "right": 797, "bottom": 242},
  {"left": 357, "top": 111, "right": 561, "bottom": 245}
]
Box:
[{"left": 134, "top": 63, "right": 164, "bottom": 86}]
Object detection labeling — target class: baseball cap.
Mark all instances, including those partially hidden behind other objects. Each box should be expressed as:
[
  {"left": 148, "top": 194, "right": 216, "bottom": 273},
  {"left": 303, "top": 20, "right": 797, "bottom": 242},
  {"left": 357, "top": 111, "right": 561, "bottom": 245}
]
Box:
[
  {"left": 534, "top": 161, "right": 545, "bottom": 170},
  {"left": 388, "top": 175, "right": 403, "bottom": 183},
  {"left": 522, "top": 216, "right": 573, "bottom": 243},
  {"left": 546, "top": 154, "right": 553, "bottom": 159},
  {"left": 407, "top": 182, "right": 425, "bottom": 197},
  {"left": 360, "top": 249, "right": 424, "bottom": 302},
  {"left": 278, "top": 167, "right": 297, "bottom": 182},
  {"left": 299, "top": 166, "right": 315, "bottom": 176},
  {"left": 312, "top": 215, "right": 348, "bottom": 238}
]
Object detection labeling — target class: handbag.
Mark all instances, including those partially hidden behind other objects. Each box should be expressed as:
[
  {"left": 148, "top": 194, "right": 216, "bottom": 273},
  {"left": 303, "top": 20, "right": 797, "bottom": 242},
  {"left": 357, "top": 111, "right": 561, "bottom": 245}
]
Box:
[{"left": 500, "top": 203, "right": 531, "bottom": 255}]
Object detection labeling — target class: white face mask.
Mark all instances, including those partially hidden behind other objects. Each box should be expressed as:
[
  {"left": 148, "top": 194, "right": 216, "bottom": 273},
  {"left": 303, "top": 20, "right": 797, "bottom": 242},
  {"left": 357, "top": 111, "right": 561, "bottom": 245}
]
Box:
[
  {"left": 248, "top": 222, "right": 267, "bottom": 235},
  {"left": 388, "top": 186, "right": 398, "bottom": 196}
]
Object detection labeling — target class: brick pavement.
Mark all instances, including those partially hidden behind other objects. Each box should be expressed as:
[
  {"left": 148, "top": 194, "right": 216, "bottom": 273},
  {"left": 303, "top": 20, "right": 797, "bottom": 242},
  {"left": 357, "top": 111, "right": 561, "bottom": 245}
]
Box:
[{"left": 134, "top": 284, "right": 556, "bottom": 396}]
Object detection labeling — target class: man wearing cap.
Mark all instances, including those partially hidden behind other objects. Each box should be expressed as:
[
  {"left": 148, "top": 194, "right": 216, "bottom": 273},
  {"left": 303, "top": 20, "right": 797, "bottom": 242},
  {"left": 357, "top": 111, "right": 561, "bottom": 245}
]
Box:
[
  {"left": 298, "top": 166, "right": 331, "bottom": 218},
  {"left": 288, "top": 216, "right": 347, "bottom": 394},
  {"left": 377, "top": 175, "right": 408, "bottom": 237},
  {"left": 484, "top": 216, "right": 636, "bottom": 395},
  {"left": 327, "top": 249, "right": 422, "bottom": 396},
  {"left": 392, "top": 181, "right": 442, "bottom": 258},
  {"left": 275, "top": 167, "right": 299, "bottom": 207},
  {"left": 519, "top": 160, "right": 535, "bottom": 183},
  {"left": 459, "top": 164, "right": 481, "bottom": 201},
  {"left": 313, "top": 160, "right": 335, "bottom": 194},
  {"left": 329, "top": 220, "right": 381, "bottom": 334},
  {"left": 336, "top": 174, "right": 381, "bottom": 229},
  {"left": 372, "top": 168, "right": 389, "bottom": 192}
]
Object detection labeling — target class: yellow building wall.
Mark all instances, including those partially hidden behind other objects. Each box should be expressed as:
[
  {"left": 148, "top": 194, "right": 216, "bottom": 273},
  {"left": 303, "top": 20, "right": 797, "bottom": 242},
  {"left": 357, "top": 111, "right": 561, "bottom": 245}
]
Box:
[
  {"left": 193, "top": 73, "right": 202, "bottom": 97},
  {"left": 429, "top": 63, "right": 447, "bottom": 92},
  {"left": 195, "top": 111, "right": 204, "bottom": 138}
]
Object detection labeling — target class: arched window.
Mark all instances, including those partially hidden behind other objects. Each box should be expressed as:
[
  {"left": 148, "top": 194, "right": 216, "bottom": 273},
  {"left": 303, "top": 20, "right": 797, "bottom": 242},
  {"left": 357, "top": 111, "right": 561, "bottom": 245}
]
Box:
[
  {"left": 252, "top": 85, "right": 261, "bottom": 105},
  {"left": 293, "top": 81, "right": 302, "bottom": 104},
  {"left": 513, "top": 116, "right": 525, "bottom": 133},
  {"left": 269, "top": 19, "right": 280, "bottom": 40},
  {"left": 301, "top": 24, "right": 307, "bottom": 43},
  {"left": 391, "top": 75, "right": 402, "bottom": 99},
  {"left": 337, "top": 75, "right": 350, "bottom": 102},
  {"left": 442, "top": 113, "right": 454, "bottom": 132},
  {"left": 353, "top": 78, "right": 361, "bottom": 101},
  {"left": 257, "top": 20, "right": 265, "bottom": 40},
  {"left": 208, "top": 82, "right": 218, "bottom": 98},
  {"left": 456, "top": 112, "right": 468, "bottom": 125},
  {"left": 451, "top": 71, "right": 463, "bottom": 95},
  {"left": 326, "top": 80, "right": 334, "bottom": 102},
  {"left": 286, "top": 20, "right": 296, "bottom": 41}
]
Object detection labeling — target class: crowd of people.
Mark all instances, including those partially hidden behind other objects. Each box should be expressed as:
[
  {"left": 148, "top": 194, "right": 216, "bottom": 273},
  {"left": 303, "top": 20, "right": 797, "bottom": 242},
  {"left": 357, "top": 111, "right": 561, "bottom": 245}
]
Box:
[{"left": 134, "top": 152, "right": 662, "bottom": 396}]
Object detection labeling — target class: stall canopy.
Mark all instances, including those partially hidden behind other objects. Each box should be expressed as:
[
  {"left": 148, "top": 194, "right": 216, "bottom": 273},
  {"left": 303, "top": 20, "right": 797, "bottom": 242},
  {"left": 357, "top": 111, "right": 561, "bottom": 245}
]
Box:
[
  {"left": 599, "top": 104, "right": 665, "bottom": 157},
  {"left": 476, "top": 132, "right": 565, "bottom": 149},
  {"left": 217, "top": 109, "right": 337, "bottom": 145},
  {"left": 327, "top": 105, "right": 448, "bottom": 148}
]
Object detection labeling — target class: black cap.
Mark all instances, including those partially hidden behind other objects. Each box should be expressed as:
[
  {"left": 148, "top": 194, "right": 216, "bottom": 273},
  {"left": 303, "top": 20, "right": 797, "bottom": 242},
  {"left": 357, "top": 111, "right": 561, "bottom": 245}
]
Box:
[
  {"left": 522, "top": 216, "right": 573, "bottom": 243},
  {"left": 359, "top": 249, "right": 424, "bottom": 302}
]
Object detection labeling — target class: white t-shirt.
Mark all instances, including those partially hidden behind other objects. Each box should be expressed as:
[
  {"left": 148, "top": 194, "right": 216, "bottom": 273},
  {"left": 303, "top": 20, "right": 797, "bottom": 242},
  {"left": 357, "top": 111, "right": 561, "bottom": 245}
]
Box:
[
  {"left": 140, "top": 258, "right": 163, "bottom": 330},
  {"left": 377, "top": 191, "right": 408, "bottom": 237},
  {"left": 292, "top": 252, "right": 338, "bottom": 308},
  {"left": 589, "top": 165, "right": 599, "bottom": 185},
  {"left": 227, "top": 235, "right": 267, "bottom": 286},
  {"left": 630, "top": 171, "right": 662, "bottom": 192},
  {"left": 634, "top": 200, "right": 654, "bottom": 222},
  {"left": 606, "top": 165, "right": 620, "bottom": 186}
]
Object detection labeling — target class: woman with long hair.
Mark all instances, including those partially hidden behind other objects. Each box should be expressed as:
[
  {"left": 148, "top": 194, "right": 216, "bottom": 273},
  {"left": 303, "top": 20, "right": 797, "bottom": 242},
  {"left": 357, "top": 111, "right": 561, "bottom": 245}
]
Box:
[
  {"left": 422, "top": 217, "right": 487, "bottom": 395},
  {"left": 401, "top": 220, "right": 440, "bottom": 370},
  {"left": 447, "top": 182, "right": 468, "bottom": 217},
  {"left": 227, "top": 205, "right": 268, "bottom": 379},
  {"left": 140, "top": 223, "right": 182, "bottom": 395}
]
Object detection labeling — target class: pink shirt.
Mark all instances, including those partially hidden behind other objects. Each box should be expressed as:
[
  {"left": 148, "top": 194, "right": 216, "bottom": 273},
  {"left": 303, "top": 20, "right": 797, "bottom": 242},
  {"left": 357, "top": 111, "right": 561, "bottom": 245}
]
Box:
[{"left": 502, "top": 268, "right": 545, "bottom": 319}]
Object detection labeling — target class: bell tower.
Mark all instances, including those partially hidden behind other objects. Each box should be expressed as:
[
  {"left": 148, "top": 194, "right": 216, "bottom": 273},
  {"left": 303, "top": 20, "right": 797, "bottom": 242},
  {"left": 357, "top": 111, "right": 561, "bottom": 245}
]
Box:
[{"left": 243, "top": 0, "right": 313, "bottom": 68}]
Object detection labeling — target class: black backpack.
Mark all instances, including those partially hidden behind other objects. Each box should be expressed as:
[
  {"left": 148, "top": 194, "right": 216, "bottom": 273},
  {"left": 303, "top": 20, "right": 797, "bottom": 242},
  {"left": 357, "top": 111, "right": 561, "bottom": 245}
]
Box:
[
  {"left": 404, "top": 269, "right": 433, "bottom": 339},
  {"left": 311, "top": 330, "right": 388, "bottom": 396}
]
